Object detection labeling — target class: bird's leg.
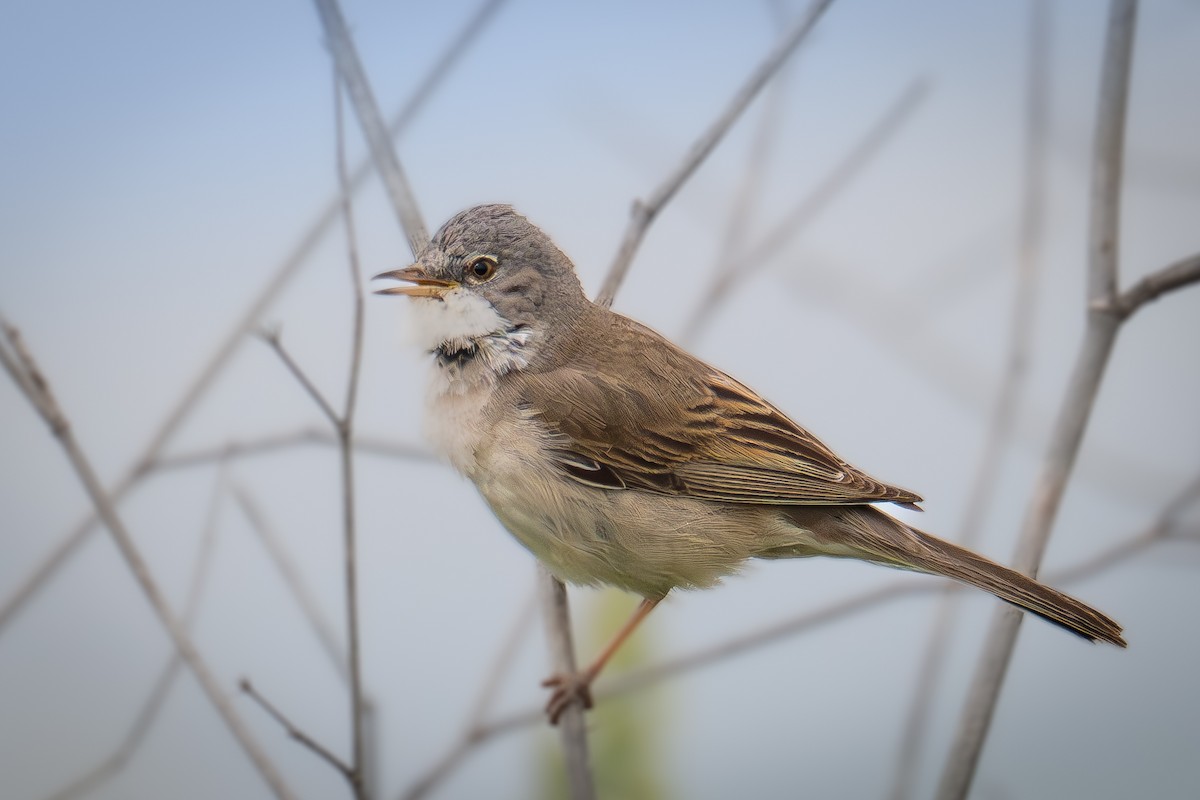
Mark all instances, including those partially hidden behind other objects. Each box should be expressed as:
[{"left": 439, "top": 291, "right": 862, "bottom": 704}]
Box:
[{"left": 542, "top": 595, "right": 663, "bottom": 725}]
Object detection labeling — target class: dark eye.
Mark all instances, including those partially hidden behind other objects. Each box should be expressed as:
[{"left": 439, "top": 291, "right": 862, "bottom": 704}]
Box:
[{"left": 466, "top": 255, "right": 497, "bottom": 282}]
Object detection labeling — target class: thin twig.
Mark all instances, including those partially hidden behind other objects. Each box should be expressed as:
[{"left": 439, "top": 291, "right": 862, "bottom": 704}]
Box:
[
  {"left": 147, "top": 429, "right": 433, "bottom": 473},
  {"left": 680, "top": 76, "right": 930, "bottom": 338},
  {"left": 0, "top": 0, "right": 506, "bottom": 637},
  {"left": 890, "top": 8, "right": 1050, "bottom": 798},
  {"left": 312, "top": 0, "right": 427, "bottom": 255},
  {"left": 44, "top": 469, "right": 229, "bottom": 800},
  {"left": 540, "top": 568, "right": 596, "bottom": 800},
  {"left": 595, "top": 0, "right": 839, "bottom": 307},
  {"left": 935, "top": 4, "right": 1139, "bottom": 798},
  {"left": 401, "top": 586, "right": 538, "bottom": 800},
  {"left": 334, "top": 68, "right": 371, "bottom": 799},
  {"left": 679, "top": 1, "right": 795, "bottom": 347},
  {"left": 1056, "top": 475, "right": 1200, "bottom": 582},
  {"left": 259, "top": 328, "right": 340, "bottom": 427},
  {"left": 241, "top": 678, "right": 354, "bottom": 781},
  {"left": 784, "top": 256, "right": 1176, "bottom": 501},
  {"left": 1103, "top": 251, "right": 1200, "bottom": 320},
  {"left": 0, "top": 318, "right": 296, "bottom": 800},
  {"left": 232, "top": 485, "right": 348, "bottom": 681}
]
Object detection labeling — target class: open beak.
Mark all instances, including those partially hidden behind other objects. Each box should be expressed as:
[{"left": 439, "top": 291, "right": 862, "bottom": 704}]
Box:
[{"left": 372, "top": 265, "right": 459, "bottom": 298}]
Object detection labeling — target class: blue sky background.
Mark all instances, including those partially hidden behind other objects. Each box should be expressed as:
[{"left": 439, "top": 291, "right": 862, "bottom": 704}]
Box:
[{"left": 2, "top": 1, "right": 1199, "bottom": 798}]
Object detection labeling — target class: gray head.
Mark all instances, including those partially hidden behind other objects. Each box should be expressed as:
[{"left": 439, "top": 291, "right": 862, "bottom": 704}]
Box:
[{"left": 376, "top": 204, "right": 586, "bottom": 327}]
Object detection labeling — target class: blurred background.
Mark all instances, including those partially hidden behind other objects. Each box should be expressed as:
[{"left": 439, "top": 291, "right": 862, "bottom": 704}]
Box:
[{"left": 2, "top": 0, "right": 1198, "bottom": 798}]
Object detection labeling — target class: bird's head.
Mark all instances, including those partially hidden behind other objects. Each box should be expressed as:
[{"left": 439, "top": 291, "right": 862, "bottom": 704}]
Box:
[{"left": 374, "top": 205, "right": 587, "bottom": 358}]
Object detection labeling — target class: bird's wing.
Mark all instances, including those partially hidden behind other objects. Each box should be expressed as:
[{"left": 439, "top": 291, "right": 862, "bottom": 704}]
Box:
[{"left": 516, "top": 342, "right": 922, "bottom": 508}]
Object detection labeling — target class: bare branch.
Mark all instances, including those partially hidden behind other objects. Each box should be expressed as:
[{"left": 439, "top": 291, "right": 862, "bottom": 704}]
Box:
[
  {"left": 936, "top": 3, "right": 1139, "bottom": 797},
  {"left": 0, "top": 319, "right": 296, "bottom": 800},
  {"left": 258, "top": 328, "right": 341, "bottom": 426},
  {"left": 1103, "top": 251, "right": 1200, "bottom": 320},
  {"left": 540, "top": 569, "right": 596, "bottom": 800},
  {"left": 333, "top": 69, "right": 370, "bottom": 798},
  {"left": 681, "top": 76, "right": 930, "bottom": 338},
  {"left": 146, "top": 429, "right": 433, "bottom": 473},
  {"left": 678, "top": 4, "right": 794, "bottom": 347},
  {"left": 401, "top": 587, "right": 538, "bottom": 800},
  {"left": 232, "top": 485, "right": 348, "bottom": 681},
  {"left": 595, "top": 0, "right": 839, "bottom": 306},
  {"left": 241, "top": 678, "right": 354, "bottom": 781},
  {"left": 891, "top": 8, "right": 1050, "bottom": 798},
  {"left": 338, "top": 84, "right": 367, "bottom": 428},
  {"left": 43, "top": 470, "right": 228, "bottom": 800},
  {"left": 312, "top": 0, "right": 428, "bottom": 255},
  {"left": 0, "top": 0, "right": 507, "bottom": 635}
]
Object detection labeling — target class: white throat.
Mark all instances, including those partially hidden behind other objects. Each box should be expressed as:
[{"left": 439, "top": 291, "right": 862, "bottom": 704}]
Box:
[
  {"left": 406, "top": 288, "right": 534, "bottom": 391},
  {"left": 408, "top": 288, "right": 534, "bottom": 474}
]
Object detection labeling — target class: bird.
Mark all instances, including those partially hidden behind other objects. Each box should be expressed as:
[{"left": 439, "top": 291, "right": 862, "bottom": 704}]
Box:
[{"left": 374, "top": 203, "right": 1126, "bottom": 724}]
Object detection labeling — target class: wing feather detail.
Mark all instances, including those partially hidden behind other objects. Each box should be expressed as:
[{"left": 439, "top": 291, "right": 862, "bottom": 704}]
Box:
[{"left": 515, "top": 350, "right": 922, "bottom": 508}]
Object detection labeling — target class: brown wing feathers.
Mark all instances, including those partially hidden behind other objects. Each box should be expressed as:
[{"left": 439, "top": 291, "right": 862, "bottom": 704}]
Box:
[{"left": 519, "top": 345, "right": 922, "bottom": 508}]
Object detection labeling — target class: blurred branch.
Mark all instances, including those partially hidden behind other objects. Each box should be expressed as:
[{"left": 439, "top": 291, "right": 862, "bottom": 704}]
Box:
[
  {"left": 0, "top": 318, "right": 296, "bottom": 800},
  {"left": 1101, "top": 251, "right": 1200, "bottom": 320},
  {"left": 596, "top": 0, "right": 839, "bottom": 306},
  {"left": 242, "top": 678, "right": 354, "bottom": 781},
  {"left": 679, "top": 2, "right": 795, "bottom": 348},
  {"left": 784, "top": 252, "right": 1176, "bottom": 502},
  {"left": 246, "top": 71, "right": 374, "bottom": 797},
  {"left": 334, "top": 69, "right": 371, "bottom": 798},
  {"left": 147, "top": 428, "right": 433, "bottom": 474},
  {"left": 401, "top": 586, "right": 538, "bottom": 800},
  {"left": 681, "top": 76, "right": 930, "bottom": 339},
  {"left": 891, "top": 7, "right": 1050, "bottom": 798},
  {"left": 540, "top": 568, "right": 596, "bottom": 800},
  {"left": 313, "top": 0, "right": 427, "bottom": 256},
  {"left": 936, "top": 3, "right": 1140, "bottom": 798},
  {"left": 44, "top": 469, "right": 228, "bottom": 800},
  {"left": 232, "top": 485, "right": 348, "bottom": 681},
  {"left": 0, "top": 0, "right": 506, "bottom": 639},
  {"left": 259, "top": 329, "right": 340, "bottom": 426}
]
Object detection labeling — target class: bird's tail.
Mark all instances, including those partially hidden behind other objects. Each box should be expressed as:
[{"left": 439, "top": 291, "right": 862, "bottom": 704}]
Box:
[{"left": 780, "top": 506, "right": 1126, "bottom": 647}]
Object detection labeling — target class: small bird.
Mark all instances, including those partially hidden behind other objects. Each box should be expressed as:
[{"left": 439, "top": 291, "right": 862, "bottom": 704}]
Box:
[{"left": 376, "top": 204, "right": 1125, "bottom": 723}]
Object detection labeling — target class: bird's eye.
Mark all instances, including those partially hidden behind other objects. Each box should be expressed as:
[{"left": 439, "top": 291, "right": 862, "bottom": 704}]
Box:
[{"left": 466, "top": 255, "right": 497, "bottom": 282}]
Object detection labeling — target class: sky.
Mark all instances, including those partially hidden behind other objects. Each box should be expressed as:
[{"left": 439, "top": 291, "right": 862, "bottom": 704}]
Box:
[{"left": 2, "top": 1, "right": 1199, "bottom": 798}]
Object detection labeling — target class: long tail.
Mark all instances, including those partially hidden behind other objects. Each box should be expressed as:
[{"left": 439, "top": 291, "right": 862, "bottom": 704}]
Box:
[{"left": 783, "top": 506, "right": 1127, "bottom": 647}]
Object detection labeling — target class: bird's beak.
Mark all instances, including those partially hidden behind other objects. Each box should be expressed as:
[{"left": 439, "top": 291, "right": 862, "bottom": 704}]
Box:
[{"left": 372, "top": 265, "right": 459, "bottom": 298}]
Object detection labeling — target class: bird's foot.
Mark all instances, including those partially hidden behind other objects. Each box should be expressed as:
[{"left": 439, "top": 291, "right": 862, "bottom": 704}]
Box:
[{"left": 541, "top": 671, "right": 594, "bottom": 725}]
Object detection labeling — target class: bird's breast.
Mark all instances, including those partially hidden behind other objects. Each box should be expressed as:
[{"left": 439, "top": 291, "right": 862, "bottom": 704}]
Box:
[{"left": 422, "top": 367, "right": 496, "bottom": 476}]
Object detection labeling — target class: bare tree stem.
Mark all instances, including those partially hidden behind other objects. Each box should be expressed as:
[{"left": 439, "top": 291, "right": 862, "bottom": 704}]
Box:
[
  {"left": 539, "top": 569, "right": 596, "bottom": 800},
  {"left": 401, "top": 586, "right": 538, "bottom": 800},
  {"left": 890, "top": 7, "right": 1050, "bottom": 798},
  {"left": 312, "top": 0, "right": 427, "bottom": 255},
  {"left": 596, "top": 0, "right": 838, "bottom": 306},
  {"left": 334, "top": 70, "right": 370, "bottom": 799},
  {"left": 43, "top": 470, "right": 228, "bottom": 800},
  {"left": 679, "top": 2, "right": 794, "bottom": 347},
  {"left": 935, "top": 3, "right": 1139, "bottom": 797},
  {"left": 232, "top": 485, "right": 348, "bottom": 681},
  {"left": 1104, "top": 251, "right": 1200, "bottom": 319},
  {"left": 0, "top": 320, "right": 296, "bottom": 800},
  {"left": 146, "top": 429, "right": 432, "bottom": 473},
  {"left": 241, "top": 679, "right": 354, "bottom": 781}
]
